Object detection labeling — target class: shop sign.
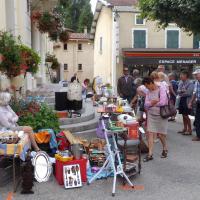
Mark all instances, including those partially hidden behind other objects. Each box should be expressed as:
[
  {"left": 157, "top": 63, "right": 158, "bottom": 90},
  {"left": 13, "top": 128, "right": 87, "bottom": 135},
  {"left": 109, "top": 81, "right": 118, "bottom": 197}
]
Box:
[{"left": 159, "top": 59, "right": 197, "bottom": 64}]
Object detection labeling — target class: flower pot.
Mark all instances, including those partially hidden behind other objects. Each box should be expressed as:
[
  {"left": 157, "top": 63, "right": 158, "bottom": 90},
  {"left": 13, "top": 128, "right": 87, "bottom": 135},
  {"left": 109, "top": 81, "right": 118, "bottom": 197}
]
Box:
[
  {"left": 10, "top": 75, "right": 24, "bottom": 89},
  {"left": 10, "top": 75, "right": 24, "bottom": 97}
]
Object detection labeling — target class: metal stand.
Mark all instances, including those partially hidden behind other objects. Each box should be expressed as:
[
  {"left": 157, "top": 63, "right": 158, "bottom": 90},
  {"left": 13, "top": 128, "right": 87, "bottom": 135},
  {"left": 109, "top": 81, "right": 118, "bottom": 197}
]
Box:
[{"left": 88, "top": 118, "right": 134, "bottom": 196}]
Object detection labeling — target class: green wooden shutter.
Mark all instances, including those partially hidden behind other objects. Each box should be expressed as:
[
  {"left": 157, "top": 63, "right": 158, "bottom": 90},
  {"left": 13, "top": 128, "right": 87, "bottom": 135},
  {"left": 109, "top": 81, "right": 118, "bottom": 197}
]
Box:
[
  {"left": 167, "top": 30, "right": 179, "bottom": 48},
  {"left": 193, "top": 33, "right": 200, "bottom": 49},
  {"left": 134, "top": 30, "right": 146, "bottom": 48}
]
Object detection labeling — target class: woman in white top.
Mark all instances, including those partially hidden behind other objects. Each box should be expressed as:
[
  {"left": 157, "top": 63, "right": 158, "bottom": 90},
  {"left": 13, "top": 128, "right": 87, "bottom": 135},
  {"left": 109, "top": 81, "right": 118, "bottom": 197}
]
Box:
[{"left": 0, "top": 91, "right": 40, "bottom": 151}]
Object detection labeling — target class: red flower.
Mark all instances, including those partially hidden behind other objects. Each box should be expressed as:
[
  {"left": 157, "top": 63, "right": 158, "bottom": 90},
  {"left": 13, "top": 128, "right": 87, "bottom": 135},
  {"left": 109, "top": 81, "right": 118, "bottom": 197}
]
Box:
[
  {"left": 20, "top": 64, "right": 29, "bottom": 70},
  {"left": 0, "top": 54, "right": 5, "bottom": 62}
]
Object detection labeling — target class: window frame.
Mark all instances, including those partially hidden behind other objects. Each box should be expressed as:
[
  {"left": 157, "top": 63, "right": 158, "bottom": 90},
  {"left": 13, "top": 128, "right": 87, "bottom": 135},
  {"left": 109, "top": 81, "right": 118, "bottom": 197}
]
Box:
[
  {"left": 78, "top": 64, "right": 83, "bottom": 71},
  {"left": 135, "top": 14, "right": 145, "bottom": 26},
  {"left": 132, "top": 28, "right": 148, "bottom": 48},
  {"left": 193, "top": 33, "right": 200, "bottom": 49},
  {"left": 165, "top": 28, "right": 181, "bottom": 49},
  {"left": 64, "top": 63, "right": 68, "bottom": 71},
  {"left": 78, "top": 43, "right": 82, "bottom": 51},
  {"left": 63, "top": 43, "right": 68, "bottom": 51},
  {"left": 99, "top": 36, "right": 103, "bottom": 54}
]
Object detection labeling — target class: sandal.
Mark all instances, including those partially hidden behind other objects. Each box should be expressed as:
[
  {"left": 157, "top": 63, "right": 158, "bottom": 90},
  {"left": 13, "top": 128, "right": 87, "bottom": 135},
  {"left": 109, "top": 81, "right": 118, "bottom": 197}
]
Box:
[
  {"left": 143, "top": 155, "right": 153, "bottom": 162},
  {"left": 177, "top": 130, "right": 186, "bottom": 134},
  {"left": 168, "top": 118, "right": 175, "bottom": 122},
  {"left": 182, "top": 132, "right": 192, "bottom": 136},
  {"left": 161, "top": 150, "right": 168, "bottom": 158}
]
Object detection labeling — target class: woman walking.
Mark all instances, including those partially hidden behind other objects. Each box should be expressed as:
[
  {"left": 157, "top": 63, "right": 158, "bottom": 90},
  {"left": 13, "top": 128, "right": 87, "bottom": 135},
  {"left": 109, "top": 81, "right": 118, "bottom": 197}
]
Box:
[
  {"left": 142, "top": 77, "right": 169, "bottom": 162},
  {"left": 177, "top": 71, "right": 194, "bottom": 135}
]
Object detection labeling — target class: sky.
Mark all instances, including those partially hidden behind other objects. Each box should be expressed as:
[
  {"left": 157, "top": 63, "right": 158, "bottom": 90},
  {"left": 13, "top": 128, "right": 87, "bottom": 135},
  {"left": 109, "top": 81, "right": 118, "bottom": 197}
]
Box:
[{"left": 90, "top": 0, "right": 97, "bottom": 13}]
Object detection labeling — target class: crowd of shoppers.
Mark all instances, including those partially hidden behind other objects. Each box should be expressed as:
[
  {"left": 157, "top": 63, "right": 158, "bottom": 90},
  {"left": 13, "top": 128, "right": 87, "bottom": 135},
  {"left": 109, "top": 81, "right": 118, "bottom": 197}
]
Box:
[{"left": 117, "top": 65, "right": 200, "bottom": 162}]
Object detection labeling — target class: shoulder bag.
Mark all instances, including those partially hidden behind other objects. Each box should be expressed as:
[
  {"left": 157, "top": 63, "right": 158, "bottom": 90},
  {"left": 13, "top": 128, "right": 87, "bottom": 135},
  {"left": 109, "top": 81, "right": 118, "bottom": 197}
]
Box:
[{"left": 160, "top": 92, "right": 177, "bottom": 119}]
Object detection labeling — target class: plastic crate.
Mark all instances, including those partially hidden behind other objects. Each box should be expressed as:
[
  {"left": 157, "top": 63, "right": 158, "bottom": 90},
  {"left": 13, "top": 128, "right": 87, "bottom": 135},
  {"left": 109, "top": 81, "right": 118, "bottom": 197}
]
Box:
[{"left": 55, "top": 158, "right": 87, "bottom": 185}]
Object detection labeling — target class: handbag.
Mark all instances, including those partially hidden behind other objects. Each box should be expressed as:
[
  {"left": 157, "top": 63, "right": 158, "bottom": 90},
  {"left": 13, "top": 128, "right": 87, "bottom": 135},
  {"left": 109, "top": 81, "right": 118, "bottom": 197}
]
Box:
[
  {"left": 160, "top": 93, "right": 177, "bottom": 119},
  {"left": 138, "top": 96, "right": 145, "bottom": 112}
]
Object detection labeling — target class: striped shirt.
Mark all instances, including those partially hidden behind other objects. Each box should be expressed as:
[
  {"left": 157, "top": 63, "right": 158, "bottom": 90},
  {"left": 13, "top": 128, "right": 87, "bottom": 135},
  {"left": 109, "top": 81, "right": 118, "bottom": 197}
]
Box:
[{"left": 193, "top": 81, "right": 200, "bottom": 101}]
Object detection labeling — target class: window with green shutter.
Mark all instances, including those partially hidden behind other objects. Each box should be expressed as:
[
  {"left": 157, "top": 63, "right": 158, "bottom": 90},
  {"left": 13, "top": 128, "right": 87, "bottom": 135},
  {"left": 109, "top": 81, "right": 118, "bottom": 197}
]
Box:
[
  {"left": 133, "top": 30, "right": 146, "bottom": 48},
  {"left": 135, "top": 14, "right": 145, "bottom": 25},
  {"left": 193, "top": 33, "right": 200, "bottom": 49},
  {"left": 167, "top": 30, "right": 179, "bottom": 48}
]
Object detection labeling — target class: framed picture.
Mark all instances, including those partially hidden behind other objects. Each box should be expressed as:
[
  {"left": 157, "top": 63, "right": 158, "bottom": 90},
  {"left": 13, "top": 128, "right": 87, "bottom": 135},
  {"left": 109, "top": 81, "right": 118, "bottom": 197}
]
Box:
[{"left": 63, "top": 164, "right": 82, "bottom": 189}]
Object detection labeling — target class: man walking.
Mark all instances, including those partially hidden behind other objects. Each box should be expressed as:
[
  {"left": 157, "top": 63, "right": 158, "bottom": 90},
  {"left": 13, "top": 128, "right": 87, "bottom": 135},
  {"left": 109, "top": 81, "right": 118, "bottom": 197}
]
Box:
[
  {"left": 189, "top": 69, "right": 200, "bottom": 141},
  {"left": 117, "top": 66, "right": 136, "bottom": 103}
]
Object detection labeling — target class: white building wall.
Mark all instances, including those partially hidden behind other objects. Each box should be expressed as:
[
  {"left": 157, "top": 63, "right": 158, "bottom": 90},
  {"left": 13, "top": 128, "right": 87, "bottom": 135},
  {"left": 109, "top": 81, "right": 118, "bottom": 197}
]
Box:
[
  {"left": 0, "top": 0, "right": 7, "bottom": 31},
  {"left": 0, "top": 0, "right": 54, "bottom": 91}
]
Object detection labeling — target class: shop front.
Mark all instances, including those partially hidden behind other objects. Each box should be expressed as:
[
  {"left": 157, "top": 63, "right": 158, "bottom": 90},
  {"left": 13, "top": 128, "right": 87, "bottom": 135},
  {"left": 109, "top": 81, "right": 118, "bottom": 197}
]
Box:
[{"left": 123, "top": 48, "right": 200, "bottom": 77}]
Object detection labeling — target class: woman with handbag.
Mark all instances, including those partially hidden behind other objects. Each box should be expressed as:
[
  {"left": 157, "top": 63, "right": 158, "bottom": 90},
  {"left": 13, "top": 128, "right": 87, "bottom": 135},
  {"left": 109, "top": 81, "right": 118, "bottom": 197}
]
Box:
[
  {"left": 142, "top": 77, "right": 169, "bottom": 162},
  {"left": 177, "top": 71, "right": 194, "bottom": 135}
]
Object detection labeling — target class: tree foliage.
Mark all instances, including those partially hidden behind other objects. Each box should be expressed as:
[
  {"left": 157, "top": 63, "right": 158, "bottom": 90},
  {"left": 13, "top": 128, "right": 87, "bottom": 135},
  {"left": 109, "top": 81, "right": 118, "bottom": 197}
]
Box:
[
  {"left": 58, "top": 0, "right": 93, "bottom": 32},
  {"left": 139, "top": 0, "right": 200, "bottom": 33}
]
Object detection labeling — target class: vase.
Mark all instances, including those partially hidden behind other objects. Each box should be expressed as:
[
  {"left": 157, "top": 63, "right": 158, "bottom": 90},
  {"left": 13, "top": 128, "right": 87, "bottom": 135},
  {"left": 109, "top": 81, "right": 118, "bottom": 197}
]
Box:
[{"left": 10, "top": 75, "right": 25, "bottom": 98}]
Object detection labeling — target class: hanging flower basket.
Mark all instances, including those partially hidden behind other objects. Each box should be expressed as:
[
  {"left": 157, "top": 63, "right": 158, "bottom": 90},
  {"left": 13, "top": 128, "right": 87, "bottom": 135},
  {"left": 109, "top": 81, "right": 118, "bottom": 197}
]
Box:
[
  {"left": 20, "top": 44, "right": 41, "bottom": 74},
  {"left": 45, "top": 54, "right": 60, "bottom": 70},
  {"left": 59, "top": 30, "right": 69, "bottom": 43},
  {"left": 38, "top": 12, "right": 54, "bottom": 33},
  {"left": 31, "top": 11, "right": 42, "bottom": 23},
  {"left": 0, "top": 31, "right": 22, "bottom": 78},
  {"left": 37, "top": 11, "right": 62, "bottom": 34}
]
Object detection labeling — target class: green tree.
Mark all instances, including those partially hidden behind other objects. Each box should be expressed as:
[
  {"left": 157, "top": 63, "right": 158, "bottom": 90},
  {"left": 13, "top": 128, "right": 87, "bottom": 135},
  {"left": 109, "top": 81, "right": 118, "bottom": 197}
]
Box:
[
  {"left": 78, "top": 0, "right": 93, "bottom": 32},
  {"left": 139, "top": 0, "right": 200, "bottom": 33},
  {"left": 58, "top": 0, "right": 93, "bottom": 32}
]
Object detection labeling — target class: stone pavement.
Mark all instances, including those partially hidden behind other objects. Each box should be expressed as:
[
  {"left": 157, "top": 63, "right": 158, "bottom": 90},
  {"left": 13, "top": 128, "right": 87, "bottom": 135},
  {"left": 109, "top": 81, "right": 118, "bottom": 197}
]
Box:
[{"left": 1, "top": 121, "right": 200, "bottom": 200}]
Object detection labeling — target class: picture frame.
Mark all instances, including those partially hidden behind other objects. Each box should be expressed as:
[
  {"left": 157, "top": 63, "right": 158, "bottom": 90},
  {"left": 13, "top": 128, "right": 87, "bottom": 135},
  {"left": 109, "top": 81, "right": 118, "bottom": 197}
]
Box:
[{"left": 63, "top": 164, "right": 82, "bottom": 189}]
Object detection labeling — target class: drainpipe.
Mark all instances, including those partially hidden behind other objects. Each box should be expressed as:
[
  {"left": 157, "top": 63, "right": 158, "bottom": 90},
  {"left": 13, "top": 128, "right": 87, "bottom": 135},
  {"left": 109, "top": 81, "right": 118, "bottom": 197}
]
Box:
[
  {"left": 76, "top": 40, "right": 78, "bottom": 75},
  {"left": 111, "top": 10, "right": 119, "bottom": 94}
]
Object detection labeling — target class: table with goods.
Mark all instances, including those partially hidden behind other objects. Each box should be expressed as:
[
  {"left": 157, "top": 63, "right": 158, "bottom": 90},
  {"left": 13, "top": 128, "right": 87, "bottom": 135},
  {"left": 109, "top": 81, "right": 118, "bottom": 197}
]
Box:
[
  {"left": 0, "top": 86, "right": 145, "bottom": 197},
  {"left": 0, "top": 130, "right": 31, "bottom": 192}
]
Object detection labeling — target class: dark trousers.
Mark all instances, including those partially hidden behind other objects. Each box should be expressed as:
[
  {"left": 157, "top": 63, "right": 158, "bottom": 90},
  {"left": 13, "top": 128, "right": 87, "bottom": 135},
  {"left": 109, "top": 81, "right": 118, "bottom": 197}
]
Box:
[{"left": 195, "top": 101, "right": 200, "bottom": 138}]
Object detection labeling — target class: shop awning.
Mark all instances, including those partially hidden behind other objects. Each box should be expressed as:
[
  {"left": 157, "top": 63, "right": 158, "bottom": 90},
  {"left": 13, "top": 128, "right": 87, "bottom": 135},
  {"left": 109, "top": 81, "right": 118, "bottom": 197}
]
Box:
[{"left": 123, "top": 48, "right": 200, "bottom": 65}]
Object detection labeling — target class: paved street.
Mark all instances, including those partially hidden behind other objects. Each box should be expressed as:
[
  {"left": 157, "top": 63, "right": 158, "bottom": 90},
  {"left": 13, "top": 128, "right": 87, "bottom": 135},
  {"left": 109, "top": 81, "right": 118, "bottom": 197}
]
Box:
[{"left": 1, "top": 120, "right": 200, "bottom": 200}]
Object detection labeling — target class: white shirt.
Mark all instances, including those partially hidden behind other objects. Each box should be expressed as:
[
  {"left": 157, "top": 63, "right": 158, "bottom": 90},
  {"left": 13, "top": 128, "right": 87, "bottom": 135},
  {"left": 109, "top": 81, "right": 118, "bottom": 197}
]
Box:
[{"left": 0, "top": 105, "right": 19, "bottom": 130}]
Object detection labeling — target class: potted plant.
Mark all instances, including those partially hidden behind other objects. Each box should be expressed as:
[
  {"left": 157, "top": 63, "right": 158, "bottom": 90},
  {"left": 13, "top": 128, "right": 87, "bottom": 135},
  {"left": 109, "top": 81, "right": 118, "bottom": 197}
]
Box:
[
  {"left": 31, "top": 11, "right": 42, "bottom": 23},
  {"left": 37, "top": 11, "right": 54, "bottom": 33},
  {"left": 0, "top": 31, "right": 22, "bottom": 78},
  {"left": 10, "top": 99, "right": 60, "bottom": 132},
  {"left": 20, "top": 44, "right": 41, "bottom": 74},
  {"left": 37, "top": 11, "right": 62, "bottom": 34},
  {"left": 45, "top": 54, "right": 60, "bottom": 70}
]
